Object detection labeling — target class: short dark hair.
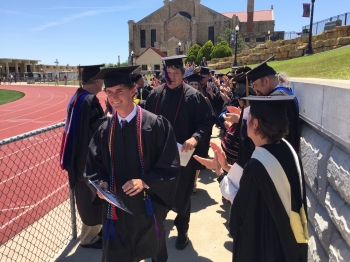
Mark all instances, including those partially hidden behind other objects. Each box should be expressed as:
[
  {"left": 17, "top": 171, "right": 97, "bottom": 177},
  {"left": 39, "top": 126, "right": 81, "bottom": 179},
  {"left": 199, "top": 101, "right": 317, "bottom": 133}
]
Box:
[
  {"left": 250, "top": 114, "right": 289, "bottom": 144},
  {"left": 166, "top": 65, "right": 185, "bottom": 75},
  {"left": 104, "top": 83, "right": 135, "bottom": 91}
]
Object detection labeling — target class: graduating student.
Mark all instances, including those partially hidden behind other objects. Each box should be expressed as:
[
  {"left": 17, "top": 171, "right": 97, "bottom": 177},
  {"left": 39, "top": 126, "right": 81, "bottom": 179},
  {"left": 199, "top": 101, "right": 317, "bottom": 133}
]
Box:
[
  {"left": 134, "top": 73, "right": 152, "bottom": 101},
  {"left": 59, "top": 64, "right": 106, "bottom": 249},
  {"left": 84, "top": 66, "right": 180, "bottom": 262},
  {"left": 145, "top": 55, "right": 212, "bottom": 250},
  {"left": 210, "top": 96, "right": 308, "bottom": 261},
  {"left": 199, "top": 66, "right": 224, "bottom": 119}
]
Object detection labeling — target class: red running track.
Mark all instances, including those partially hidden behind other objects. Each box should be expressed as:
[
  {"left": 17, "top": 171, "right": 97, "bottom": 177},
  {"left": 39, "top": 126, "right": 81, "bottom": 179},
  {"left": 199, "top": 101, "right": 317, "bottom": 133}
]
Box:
[{"left": 0, "top": 84, "right": 106, "bottom": 244}]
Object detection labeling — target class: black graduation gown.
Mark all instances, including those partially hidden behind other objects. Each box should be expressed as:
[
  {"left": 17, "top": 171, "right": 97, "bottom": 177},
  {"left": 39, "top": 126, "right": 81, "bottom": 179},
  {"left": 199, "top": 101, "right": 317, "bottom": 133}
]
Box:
[
  {"left": 67, "top": 87, "right": 106, "bottom": 226},
  {"left": 229, "top": 141, "right": 308, "bottom": 262},
  {"left": 202, "top": 83, "right": 224, "bottom": 119},
  {"left": 85, "top": 109, "right": 180, "bottom": 262},
  {"left": 145, "top": 83, "right": 212, "bottom": 213},
  {"left": 136, "top": 85, "right": 152, "bottom": 100}
]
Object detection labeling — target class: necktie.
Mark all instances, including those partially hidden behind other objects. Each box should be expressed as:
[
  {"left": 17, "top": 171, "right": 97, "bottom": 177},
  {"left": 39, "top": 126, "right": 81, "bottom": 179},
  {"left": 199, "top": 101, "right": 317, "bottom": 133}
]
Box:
[{"left": 120, "top": 120, "right": 128, "bottom": 131}]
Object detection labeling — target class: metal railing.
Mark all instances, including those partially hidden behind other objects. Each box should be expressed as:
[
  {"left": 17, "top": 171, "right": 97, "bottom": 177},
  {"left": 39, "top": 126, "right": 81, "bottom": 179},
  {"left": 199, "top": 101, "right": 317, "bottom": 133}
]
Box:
[
  {"left": 0, "top": 123, "right": 81, "bottom": 262},
  {"left": 303, "top": 12, "right": 349, "bottom": 35},
  {"left": 283, "top": 31, "right": 302, "bottom": 40}
]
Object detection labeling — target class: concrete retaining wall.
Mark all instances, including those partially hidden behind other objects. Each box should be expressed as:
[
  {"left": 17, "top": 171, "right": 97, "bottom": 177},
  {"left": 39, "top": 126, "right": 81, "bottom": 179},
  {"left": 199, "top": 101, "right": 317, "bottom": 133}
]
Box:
[{"left": 291, "top": 79, "right": 350, "bottom": 261}]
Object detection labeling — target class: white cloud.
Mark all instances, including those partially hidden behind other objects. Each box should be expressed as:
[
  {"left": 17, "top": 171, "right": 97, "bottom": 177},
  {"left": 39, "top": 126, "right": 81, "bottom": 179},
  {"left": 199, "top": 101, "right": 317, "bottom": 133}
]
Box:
[{"left": 31, "top": 6, "right": 134, "bottom": 31}]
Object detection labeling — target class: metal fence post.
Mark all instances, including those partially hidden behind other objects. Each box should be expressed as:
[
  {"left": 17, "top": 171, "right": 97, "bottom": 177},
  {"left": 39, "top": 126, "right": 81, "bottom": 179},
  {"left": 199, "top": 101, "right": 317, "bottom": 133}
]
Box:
[{"left": 70, "top": 188, "right": 78, "bottom": 239}]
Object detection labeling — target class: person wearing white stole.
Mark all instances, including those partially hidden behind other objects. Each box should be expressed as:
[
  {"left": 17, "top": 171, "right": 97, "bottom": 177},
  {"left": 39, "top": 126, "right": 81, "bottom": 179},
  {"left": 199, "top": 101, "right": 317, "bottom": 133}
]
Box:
[{"left": 198, "top": 95, "right": 308, "bottom": 261}]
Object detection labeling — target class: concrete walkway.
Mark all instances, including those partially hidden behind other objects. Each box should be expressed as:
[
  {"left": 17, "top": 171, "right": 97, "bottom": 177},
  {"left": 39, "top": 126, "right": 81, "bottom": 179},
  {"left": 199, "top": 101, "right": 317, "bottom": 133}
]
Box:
[{"left": 52, "top": 127, "right": 233, "bottom": 262}]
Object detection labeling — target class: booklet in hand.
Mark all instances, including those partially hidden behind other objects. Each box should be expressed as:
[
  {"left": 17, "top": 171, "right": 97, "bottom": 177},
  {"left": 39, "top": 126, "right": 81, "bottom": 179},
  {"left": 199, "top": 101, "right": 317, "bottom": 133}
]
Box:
[{"left": 88, "top": 179, "right": 133, "bottom": 215}]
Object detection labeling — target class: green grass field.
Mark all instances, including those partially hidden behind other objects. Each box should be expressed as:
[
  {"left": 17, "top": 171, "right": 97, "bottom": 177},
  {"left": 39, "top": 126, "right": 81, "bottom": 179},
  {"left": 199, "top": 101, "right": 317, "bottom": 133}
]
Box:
[
  {"left": 0, "top": 90, "right": 25, "bottom": 105},
  {"left": 221, "top": 47, "right": 350, "bottom": 80}
]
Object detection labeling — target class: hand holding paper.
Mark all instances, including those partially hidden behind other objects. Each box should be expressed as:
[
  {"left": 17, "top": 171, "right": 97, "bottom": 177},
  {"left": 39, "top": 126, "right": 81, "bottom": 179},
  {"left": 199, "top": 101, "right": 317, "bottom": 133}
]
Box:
[{"left": 177, "top": 143, "right": 195, "bottom": 167}]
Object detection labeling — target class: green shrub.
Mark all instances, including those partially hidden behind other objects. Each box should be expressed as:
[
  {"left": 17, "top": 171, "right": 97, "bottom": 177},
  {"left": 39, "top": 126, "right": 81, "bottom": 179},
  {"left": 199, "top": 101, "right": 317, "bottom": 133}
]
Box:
[
  {"left": 210, "top": 41, "right": 233, "bottom": 59},
  {"left": 185, "top": 44, "right": 201, "bottom": 64},
  {"left": 197, "top": 40, "right": 214, "bottom": 62}
]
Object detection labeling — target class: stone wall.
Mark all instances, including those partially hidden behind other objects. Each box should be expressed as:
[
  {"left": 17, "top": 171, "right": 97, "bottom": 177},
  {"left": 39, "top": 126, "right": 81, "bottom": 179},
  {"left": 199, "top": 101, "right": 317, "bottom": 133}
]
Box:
[
  {"left": 291, "top": 79, "right": 350, "bottom": 261},
  {"left": 236, "top": 25, "right": 350, "bottom": 65}
]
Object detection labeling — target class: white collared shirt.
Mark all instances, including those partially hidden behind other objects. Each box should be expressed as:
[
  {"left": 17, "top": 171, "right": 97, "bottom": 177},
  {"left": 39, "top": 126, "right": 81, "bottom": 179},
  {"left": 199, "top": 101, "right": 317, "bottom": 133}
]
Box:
[{"left": 117, "top": 103, "right": 137, "bottom": 125}]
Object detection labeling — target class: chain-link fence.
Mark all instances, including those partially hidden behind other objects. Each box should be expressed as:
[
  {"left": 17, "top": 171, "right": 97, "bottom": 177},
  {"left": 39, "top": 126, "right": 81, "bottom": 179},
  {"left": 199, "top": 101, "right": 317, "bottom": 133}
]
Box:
[
  {"left": 0, "top": 123, "right": 81, "bottom": 262},
  {"left": 303, "top": 12, "right": 349, "bottom": 35},
  {"left": 0, "top": 77, "right": 80, "bottom": 86}
]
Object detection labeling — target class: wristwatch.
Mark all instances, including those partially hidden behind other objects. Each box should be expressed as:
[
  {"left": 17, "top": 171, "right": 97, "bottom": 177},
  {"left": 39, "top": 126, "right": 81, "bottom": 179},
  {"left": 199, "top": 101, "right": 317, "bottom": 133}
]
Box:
[{"left": 217, "top": 172, "right": 227, "bottom": 184}]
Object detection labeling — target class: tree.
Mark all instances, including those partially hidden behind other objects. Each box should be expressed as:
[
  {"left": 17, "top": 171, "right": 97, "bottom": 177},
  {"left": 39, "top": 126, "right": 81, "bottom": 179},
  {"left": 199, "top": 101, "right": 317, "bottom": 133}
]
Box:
[
  {"left": 197, "top": 40, "right": 214, "bottom": 62},
  {"left": 185, "top": 44, "right": 201, "bottom": 64},
  {"left": 104, "top": 60, "right": 129, "bottom": 68},
  {"left": 210, "top": 41, "right": 233, "bottom": 59},
  {"left": 218, "top": 27, "right": 246, "bottom": 53}
]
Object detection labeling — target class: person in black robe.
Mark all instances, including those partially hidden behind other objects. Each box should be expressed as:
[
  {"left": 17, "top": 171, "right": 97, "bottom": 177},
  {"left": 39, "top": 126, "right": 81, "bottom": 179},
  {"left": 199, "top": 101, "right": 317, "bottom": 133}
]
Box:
[
  {"left": 208, "top": 96, "right": 308, "bottom": 261},
  {"left": 59, "top": 64, "right": 106, "bottom": 249},
  {"left": 236, "top": 55, "right": 301, "bottom": 168},
  {"left": 200, "top": 67, "right": 224, "bottom": 121},
  {"left": 134, "top": 73, "right": 152, "bottom": 101},
  {"left": 84, "top": 66, "right": 180, "bottom": 262},
  {"left": 145, "top": 55, "right": 212, "bottom": 250}
]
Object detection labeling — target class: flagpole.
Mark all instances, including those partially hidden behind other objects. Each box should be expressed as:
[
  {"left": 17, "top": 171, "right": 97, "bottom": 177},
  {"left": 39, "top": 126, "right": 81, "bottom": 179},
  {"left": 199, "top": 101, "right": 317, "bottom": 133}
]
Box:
[{"left": 305, "top": 0, "right": 315, "bottom": 55}]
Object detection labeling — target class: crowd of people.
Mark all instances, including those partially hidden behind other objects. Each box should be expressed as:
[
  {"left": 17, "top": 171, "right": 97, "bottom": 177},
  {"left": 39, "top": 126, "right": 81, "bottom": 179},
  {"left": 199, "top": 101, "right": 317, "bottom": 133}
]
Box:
[{"left": 59, "top": 54, "right": 308, "bottom": 262}]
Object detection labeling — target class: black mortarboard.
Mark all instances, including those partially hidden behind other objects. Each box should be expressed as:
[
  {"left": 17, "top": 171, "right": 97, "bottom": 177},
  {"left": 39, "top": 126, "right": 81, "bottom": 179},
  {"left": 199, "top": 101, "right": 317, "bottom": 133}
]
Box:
[
  {"left": 234, "top": 87, "right": 256, "bottom": 99},
  {"left": 210, "top": 70, "right": 215, "bottom": 75},
  {"left": 184, "top": 74, "right": 205, "bottom": 83},
  {"left": 200, "top": 67, "right": 210, "bottom": 75},
  {"left": 247, "top": 55, "right": 276, "bottom": 82},
  {"left": 233, "top": 67, "right": 252, "bottom": 84},
  {"left": 93, "top": 66, "right": 139, "bottom": 88},
  {"left": 162, "top": 55, "right": 187, "bottom": 67},
  {"left": 217, "top": 72, "right": 224, "bottom": 77},
  {"left": 241, "top": 95, "right": 295, "bottom": 122},
  {"left": 154, "top": 70, "right": 161, "bottom": 78},
  {"left": 226, "top": 72, "right": 234, "bottom": 79},
  {"left": 132, "top": 74, "right": 142, "bottom": 82},
  {"left": 79, "top": 64, "right": 105, "bottom": 83}
]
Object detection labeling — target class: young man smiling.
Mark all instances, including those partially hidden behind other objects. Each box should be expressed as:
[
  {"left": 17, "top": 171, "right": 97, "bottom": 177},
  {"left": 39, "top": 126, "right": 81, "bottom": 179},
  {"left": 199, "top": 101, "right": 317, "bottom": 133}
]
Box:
[{"left": 84, "top": 66, "right": 180, "bottom": 262}]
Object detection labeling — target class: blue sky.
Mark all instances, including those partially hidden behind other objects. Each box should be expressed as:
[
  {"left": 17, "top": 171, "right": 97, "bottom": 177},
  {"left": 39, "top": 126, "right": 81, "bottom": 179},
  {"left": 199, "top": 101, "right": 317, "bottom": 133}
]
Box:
[{"left": 1, "top": 0, "right": 348, "bottom": 66}]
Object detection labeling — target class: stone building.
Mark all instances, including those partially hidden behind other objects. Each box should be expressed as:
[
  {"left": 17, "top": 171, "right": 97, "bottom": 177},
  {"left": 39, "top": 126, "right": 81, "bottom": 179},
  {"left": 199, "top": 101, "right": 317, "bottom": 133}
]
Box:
[
  {"left": 128, "top": 0, "right": 275, "bottom": 66},
  {"left": 0, "top": 58, "right": 78, "bottom": 78}
]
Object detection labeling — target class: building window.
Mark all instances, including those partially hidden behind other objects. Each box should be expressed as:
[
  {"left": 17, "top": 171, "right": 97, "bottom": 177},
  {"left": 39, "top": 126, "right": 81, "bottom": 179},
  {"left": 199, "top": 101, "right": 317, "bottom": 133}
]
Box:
[
  {"left": 154, "top": 64, "right": 160, "bottom": 70},
  {"left": 162, "top": 51, "right": 167, "bottom": 56},
  {"left": 245, "top": 38, "right": 250, "bottom": 42},
  {"left": 140, "top": 30, "right": 146, "bottom": 48},
  {"left": 208, "top": 27, "right": 214, "bottom": 43},
  {"left": 141, "top": 65, "right": 148, "bottom": 71},
  {"left": 256, "top": 37, "right": 265, "bottom": 42},
  {"left": 151, "top": 29, "right": 156, "bottom": 47}
]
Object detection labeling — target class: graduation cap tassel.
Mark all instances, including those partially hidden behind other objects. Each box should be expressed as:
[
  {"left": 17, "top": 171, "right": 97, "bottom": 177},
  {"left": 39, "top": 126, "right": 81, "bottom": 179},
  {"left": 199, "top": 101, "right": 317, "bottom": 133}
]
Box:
[
  {"left": 144, "top": 192, "right": 155, "bottom": 216},
  {"left": 153, "top": 214, "right": 162, "bottom": 238},
  {"left": 163, "top": 63, "right": 172, "bottom": 85},
  {"left": 104, "top": 218, "right": 117, "bottom": 240}
]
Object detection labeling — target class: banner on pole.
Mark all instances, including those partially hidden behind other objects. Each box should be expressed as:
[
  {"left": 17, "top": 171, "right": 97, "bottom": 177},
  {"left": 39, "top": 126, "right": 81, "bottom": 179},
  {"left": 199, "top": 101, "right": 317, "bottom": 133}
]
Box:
[{"left": 302, "top": 3, "right": 311, "bottom": 17}]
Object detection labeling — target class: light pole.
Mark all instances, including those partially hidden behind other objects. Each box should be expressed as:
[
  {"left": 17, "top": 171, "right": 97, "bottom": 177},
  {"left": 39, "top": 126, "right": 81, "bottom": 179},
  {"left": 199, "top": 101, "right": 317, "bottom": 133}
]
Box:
[
  {"left": 268, "top": 30, "right": 271, "bottom": 41},
  {"left": 305, "top": 0, "right": 315, "bottom": 55},
  {"left": 118, "top": 54, "right": 120, "bottom": 66},
  {"left": 178, "top": 42, "right": 182, "bottom": 55},
  {"left": 233, "top": 25, "right": 239, "bottom": 67},
  {"left": 130, "top": 51, "right": 134, "bottom": 66},
  {"left": 40, "top": 68, "right": 43, "bottom": 83},
  {"left": 0, "top": 65, "right": 2, "bottom": 78}
]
